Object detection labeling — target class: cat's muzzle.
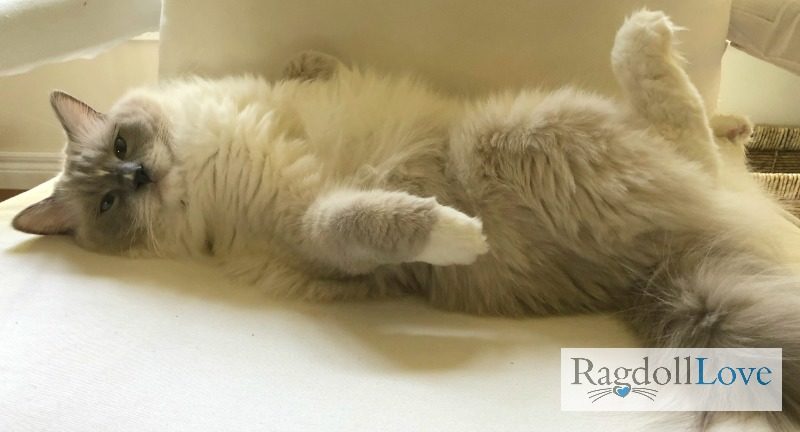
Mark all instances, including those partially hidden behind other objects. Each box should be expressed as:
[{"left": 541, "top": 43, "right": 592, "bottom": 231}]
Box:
[{"left": 118, "top": 162, "right": 153, "bottom": 191}]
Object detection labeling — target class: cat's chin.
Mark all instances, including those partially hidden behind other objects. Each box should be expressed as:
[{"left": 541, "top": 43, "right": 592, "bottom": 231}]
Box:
[{"left": 150, "top": 166, "right": 186, "bottom": 209}]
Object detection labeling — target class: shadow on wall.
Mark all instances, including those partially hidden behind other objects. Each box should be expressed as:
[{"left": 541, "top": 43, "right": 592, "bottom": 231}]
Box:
[
  {"left": 0, "top": 39, "right": 158, "bottom": 189},
  {"left": 718, "top": 47, "right": 800, "bottom": 126}
]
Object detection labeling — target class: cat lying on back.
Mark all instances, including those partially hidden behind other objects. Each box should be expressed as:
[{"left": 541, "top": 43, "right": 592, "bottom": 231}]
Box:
[{"left": 11, "top": 10, "right": 800, "bottom": 428}]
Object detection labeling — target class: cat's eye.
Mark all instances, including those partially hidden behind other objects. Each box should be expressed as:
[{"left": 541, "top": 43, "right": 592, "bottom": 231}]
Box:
[
  {"left": 114, "top": 136, "right": 127, "bottom": 159},
  {"left": 99, "top": 193, "right": 116, "bottom": 213}
]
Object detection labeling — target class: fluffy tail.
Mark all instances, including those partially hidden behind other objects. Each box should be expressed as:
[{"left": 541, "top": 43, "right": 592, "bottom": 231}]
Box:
[{"left": 625, "top": 247, "right": 800, "bottom": 429}]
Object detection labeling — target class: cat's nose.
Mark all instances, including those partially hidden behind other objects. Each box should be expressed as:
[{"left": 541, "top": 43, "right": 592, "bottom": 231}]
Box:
[
  {"left": 118, "top": 162, "right": 152, "bottom": 190},
  {"left": 133, "top": 166, "right": 152, "bottom": 190}
]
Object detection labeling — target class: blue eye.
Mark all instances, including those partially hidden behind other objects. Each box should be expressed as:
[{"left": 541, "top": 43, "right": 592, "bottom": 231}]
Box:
[
  {"left": 100, "top": 193, "right": 116, "bottom": 213},
  {"left": 114, "top": 136, "right": 127, "bottom": 159}
]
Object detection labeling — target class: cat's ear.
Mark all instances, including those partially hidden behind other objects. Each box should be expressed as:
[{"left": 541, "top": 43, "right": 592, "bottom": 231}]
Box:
[
  {"left": 12, "top": 194, "right": 75, "bottom": 235},
  {"left": 50, "top": 91, "right": 104, "bottom": 141}
]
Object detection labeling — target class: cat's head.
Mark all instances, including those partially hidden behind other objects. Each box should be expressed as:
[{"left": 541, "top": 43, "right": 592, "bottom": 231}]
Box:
[{"left": 11, "top": 90, "right": 176, "bottom": 254}]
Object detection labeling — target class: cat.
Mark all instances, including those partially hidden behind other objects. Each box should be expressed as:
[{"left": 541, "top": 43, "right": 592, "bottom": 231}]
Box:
[{"left": 11, "top": 10, "right": 800, "bottom": 428}]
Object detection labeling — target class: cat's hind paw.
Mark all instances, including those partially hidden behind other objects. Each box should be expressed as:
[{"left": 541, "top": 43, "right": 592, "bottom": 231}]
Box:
[
  {"left": 711, "top": 114, "right": 753, "bottom": 146},
  {"left": 613, "top": 10, "right": 682, "bottom": 64},
  {"left": 282, "top": 50, "right": 341, "bottom": 82},
  {"left": 413, "top": 205, "right": 489, "bottom": 266}
]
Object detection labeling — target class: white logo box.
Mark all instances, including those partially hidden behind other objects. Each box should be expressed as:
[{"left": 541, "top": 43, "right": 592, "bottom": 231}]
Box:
[{"left": 561, "top": 348, "right": 782, "bottom": 411}]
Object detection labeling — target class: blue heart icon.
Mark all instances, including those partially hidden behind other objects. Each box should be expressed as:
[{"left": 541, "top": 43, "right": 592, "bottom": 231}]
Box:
[{"left": 613, "top": 384, "right": 631, "bottom": 398}]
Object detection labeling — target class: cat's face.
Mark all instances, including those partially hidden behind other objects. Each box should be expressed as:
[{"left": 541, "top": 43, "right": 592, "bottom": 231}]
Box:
[{"left": 12, "top": 90, "right": 175, "bottom": 253}]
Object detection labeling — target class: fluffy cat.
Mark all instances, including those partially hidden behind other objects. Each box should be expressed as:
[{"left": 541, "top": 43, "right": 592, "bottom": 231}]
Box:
[{"left": 11, "top": 10, "right": 800, "bottom": 428}]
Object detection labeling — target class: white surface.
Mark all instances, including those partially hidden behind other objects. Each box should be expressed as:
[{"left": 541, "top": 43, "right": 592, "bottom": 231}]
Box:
[
  {"left": 0, "top": 0, "right": 160, "bottom": 76},
  {"left": 159, "top": 0, "right": 731, "bottom": 111},
  {"left": 0, "top": 182, "right": 696, "bottom": 432}
]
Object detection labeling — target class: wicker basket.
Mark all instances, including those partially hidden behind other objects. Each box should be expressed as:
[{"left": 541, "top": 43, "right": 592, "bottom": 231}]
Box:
[{"left": 748, "top": 125, "right": 800, "bottom": 214}]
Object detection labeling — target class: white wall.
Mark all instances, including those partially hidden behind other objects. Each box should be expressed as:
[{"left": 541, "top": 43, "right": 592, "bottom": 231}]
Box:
[
  {"left": 0, "top": 39, "right": 158, "bottom": 189},
  {"left": 718, "top": 46, "right": 800, "bottom": 125}
]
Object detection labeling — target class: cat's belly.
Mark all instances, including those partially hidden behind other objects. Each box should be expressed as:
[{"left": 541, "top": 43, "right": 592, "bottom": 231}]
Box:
[
  {"left": 405, "top": 205, "right": 650, "bottom": 317},
  {"left": 427, "top": 91, "right": 720, "bottom": 316}
]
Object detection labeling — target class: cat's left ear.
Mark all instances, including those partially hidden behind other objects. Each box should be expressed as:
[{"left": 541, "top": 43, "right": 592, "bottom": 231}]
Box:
[
  {"left": 50, "top": 90, "right": 105, "bottom": 141},
  {"left": 12, "top": 194, "right": 76, "bottom": 235}
]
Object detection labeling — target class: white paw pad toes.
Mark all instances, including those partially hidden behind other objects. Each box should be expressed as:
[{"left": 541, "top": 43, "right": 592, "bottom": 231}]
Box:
[
  {"left": 711, "top": 115, "right": 753, "bottom": 145},
  {"left": 414, "top": 206, "right": 489, "bottom": 266},
  {"left": 616, "top": 10, "right": 678, "bottom": 54}
]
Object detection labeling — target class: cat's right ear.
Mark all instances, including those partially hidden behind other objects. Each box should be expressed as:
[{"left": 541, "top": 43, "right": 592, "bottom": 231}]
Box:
[
  {"left": 50, "top": 91, "right": 104, "bottom": 141},
  {"left": 12, "top": 195, "right": 75, "bottom": 235}
]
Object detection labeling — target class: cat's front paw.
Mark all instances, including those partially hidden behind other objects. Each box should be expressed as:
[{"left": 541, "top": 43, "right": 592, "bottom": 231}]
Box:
[{"left": 413, "top": 205, "right": 489, "bottom": 266}]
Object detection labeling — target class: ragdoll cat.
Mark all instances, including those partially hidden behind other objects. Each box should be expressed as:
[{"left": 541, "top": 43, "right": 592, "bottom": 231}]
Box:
[{"left": 11, "top": 10, "right": 800, "bottom": 428}]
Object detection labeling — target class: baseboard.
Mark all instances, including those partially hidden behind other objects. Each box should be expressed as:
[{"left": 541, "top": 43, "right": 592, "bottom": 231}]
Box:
[{"left": 0, "top": 152, "right": 63, "bottom": 190}]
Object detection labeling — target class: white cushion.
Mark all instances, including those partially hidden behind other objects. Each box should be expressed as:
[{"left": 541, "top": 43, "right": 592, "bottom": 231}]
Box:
[
  {"left": 0, "top": 183, "right": 689, "bottom": 432},
  {"left": 159, "top": 0, "right": 732, "bottom": 110}
]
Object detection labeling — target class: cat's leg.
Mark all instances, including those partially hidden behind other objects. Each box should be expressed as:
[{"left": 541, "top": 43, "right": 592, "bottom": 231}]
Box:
[
  {"left": 282, "top": 50, "right": 342, "bottom": 81},
  {"left": 300, "top": 189, "right": 488, "bottom": 275},
  {"left": 711, "top": 114, "right": 800, "bottom": 228},
  {"left": 611, "top": 10, "right": 720, "bottom": 176},
  {"left": 711, "top": 114, "right": 752, "bottom": 173}
]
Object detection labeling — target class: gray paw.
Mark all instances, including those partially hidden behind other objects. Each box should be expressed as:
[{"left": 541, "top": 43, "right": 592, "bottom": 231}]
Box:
[{"left": 282, "top": 50, "right": 341, "bottom": 82}]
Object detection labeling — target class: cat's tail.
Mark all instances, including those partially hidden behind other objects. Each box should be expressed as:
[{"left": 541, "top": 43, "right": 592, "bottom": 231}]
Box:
[{"left": 626, "top": 246, "right": 800, "bottom": 430}]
